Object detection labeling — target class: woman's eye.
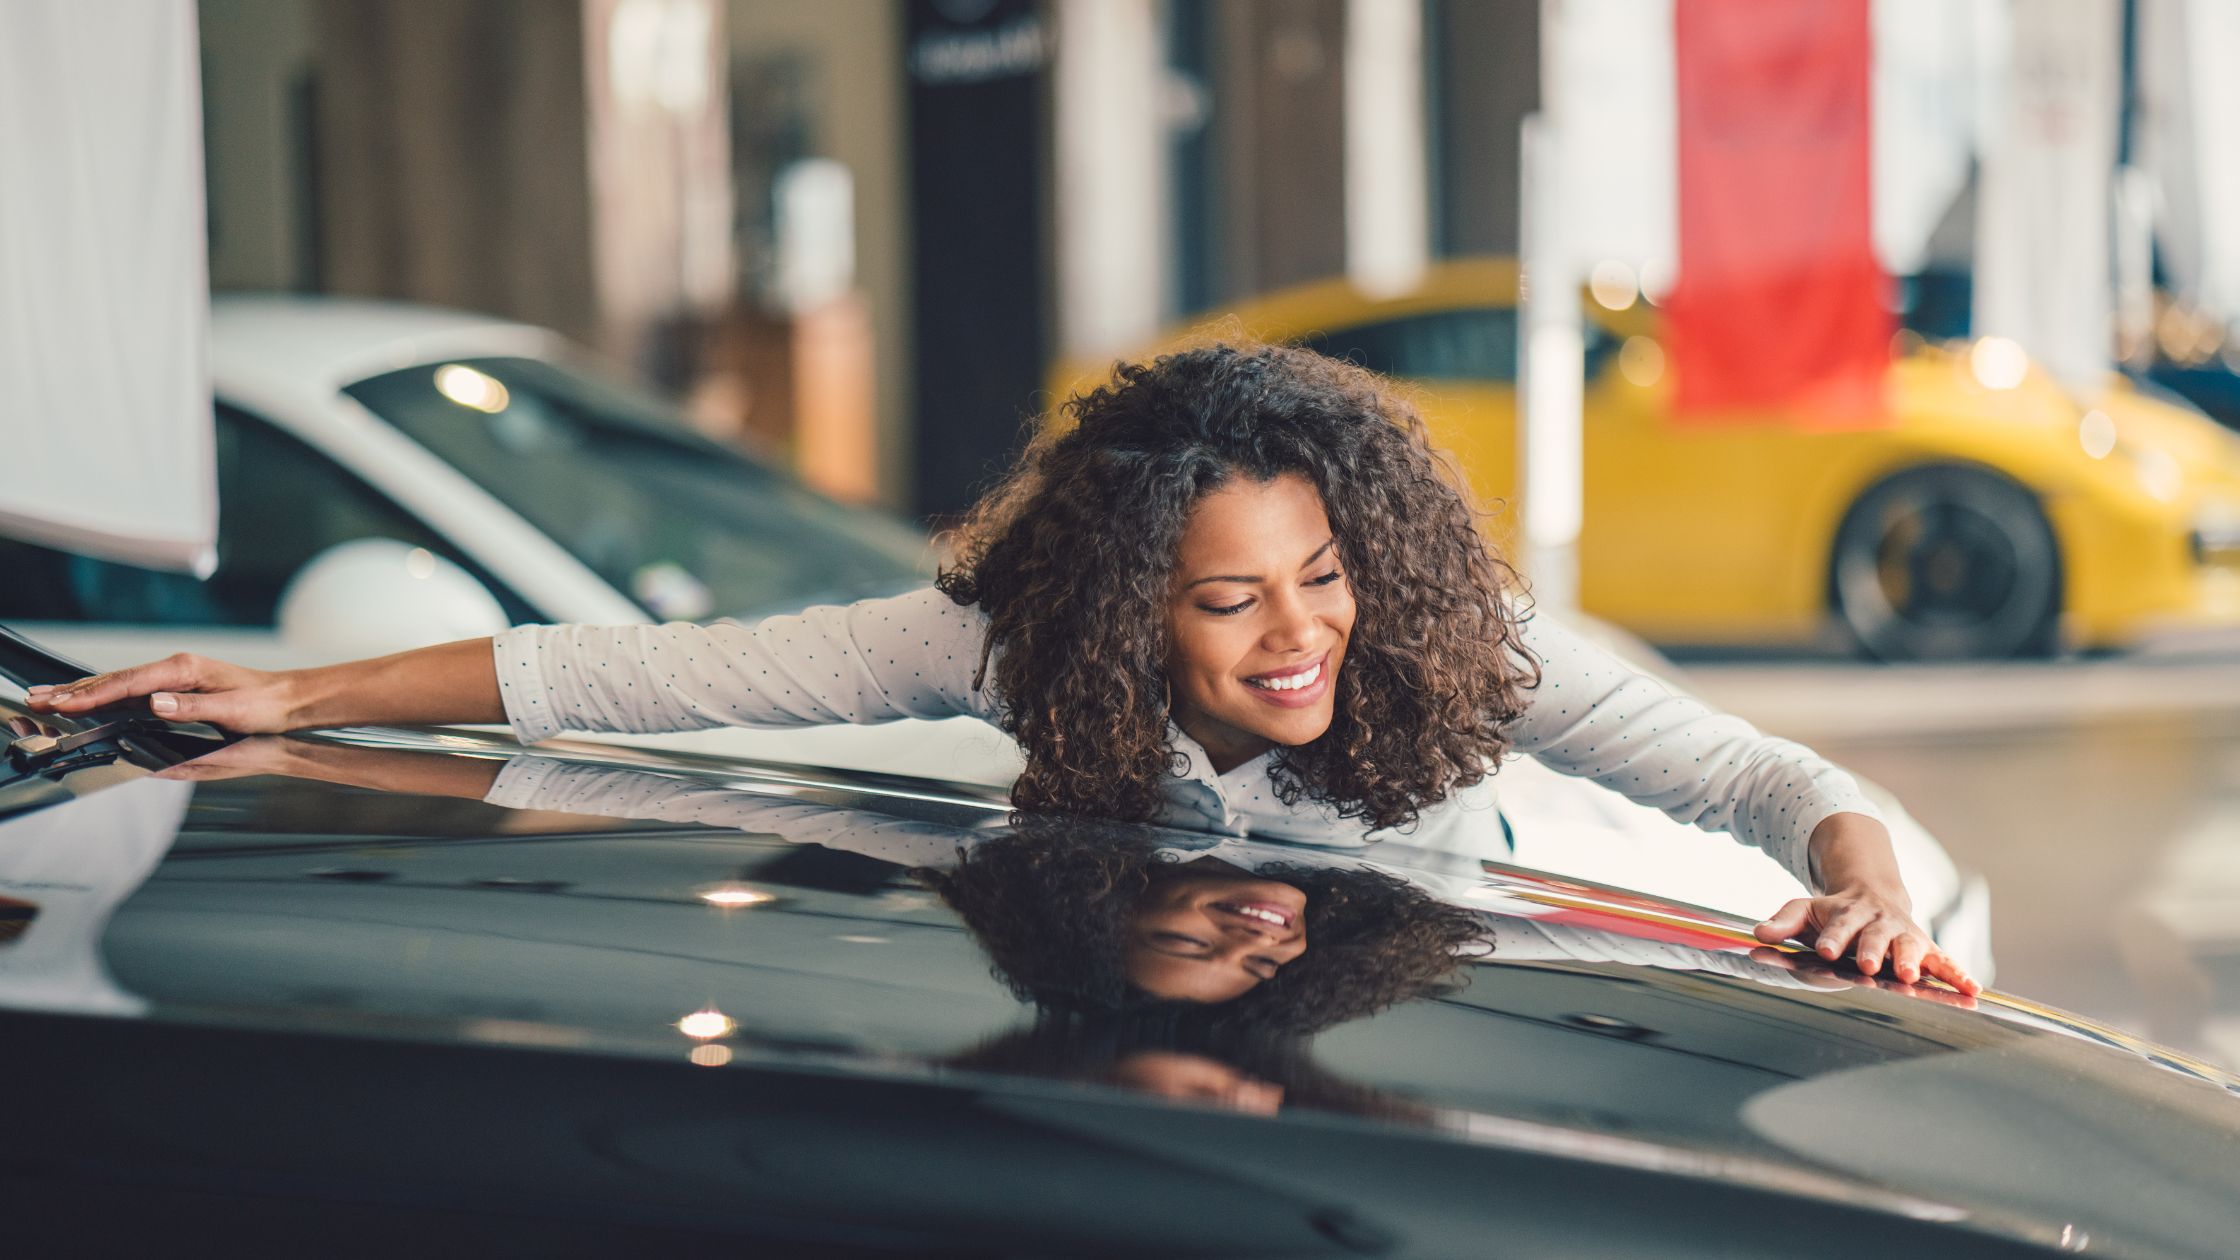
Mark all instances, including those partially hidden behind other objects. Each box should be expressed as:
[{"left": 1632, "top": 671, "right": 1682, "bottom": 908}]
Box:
[
  {"left": 1200, "top": 598, "right": 1253, "bottom": 616},
  {"left": 1307, "top": 570, "right": 1345, "bottom": 587},
  {"left": 1155, "top": 931, "right": 1213, "bottom": 952}
]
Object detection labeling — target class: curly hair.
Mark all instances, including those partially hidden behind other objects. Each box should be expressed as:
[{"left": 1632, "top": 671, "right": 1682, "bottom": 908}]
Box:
[
  {"left": 915, "top": 821, "right": 1491, "bottom": 1035},
  {"left": 937, "top": 341, "right": 1540, "bottom": 833}
]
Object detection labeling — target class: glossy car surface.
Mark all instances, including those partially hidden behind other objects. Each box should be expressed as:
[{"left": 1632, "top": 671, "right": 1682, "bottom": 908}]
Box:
[
  {"left": 1051, "top": 259, "right": 2240, "bottom": 658},
  {"left": 1, "top": 667, "right": 2231, "bottom": 1256}
]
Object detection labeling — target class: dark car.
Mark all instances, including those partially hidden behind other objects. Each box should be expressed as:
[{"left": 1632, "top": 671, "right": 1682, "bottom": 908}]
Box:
[{"left": 4, "top": 627, "right": 2238, "bottom": 1258}]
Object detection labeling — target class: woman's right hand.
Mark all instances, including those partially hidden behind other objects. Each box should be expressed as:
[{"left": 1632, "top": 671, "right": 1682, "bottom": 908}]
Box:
[{"left": 25, "top": 653, "right": 302, "bottom": 734}]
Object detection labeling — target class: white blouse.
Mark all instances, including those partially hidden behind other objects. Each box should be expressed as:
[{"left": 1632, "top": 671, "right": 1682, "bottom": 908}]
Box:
[{"left": 491, "top": 586, "right": 1879, "bottom": 889}]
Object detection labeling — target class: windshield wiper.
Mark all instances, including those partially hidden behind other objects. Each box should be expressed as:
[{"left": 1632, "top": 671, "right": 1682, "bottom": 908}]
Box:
[
  {"left": 6, "top": 700, "right": 173, "bottom": 765},
  {"left": 2, "top": 708, "right": 230, "bottom": 792}
]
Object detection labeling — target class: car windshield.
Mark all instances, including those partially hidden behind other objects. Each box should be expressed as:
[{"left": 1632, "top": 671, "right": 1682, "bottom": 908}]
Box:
[{"left": 344, "top": 357, "right": 930, "bottom": 621}]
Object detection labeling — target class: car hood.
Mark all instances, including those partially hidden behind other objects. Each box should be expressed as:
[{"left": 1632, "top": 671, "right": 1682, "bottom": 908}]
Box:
[{"left": 4, "top": 713, "right": 2239, "bottom": 1257}]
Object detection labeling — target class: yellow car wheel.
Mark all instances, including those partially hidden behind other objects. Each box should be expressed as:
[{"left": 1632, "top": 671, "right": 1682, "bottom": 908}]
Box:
[{"left": 1829, "top": 464, "right": 2063, "bottom": 661}]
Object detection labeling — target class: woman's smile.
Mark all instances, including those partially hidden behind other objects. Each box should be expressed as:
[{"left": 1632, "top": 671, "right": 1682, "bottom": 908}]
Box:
[
  {"left": 1242, "top": 652, "right": 1330, "bottom": 706},
  {"left": 1126, "top": 866, "right": 1312, "bottom": 1003},
  {"left": 1210, "top": 899, "right": 1297, "bottom": 930}
]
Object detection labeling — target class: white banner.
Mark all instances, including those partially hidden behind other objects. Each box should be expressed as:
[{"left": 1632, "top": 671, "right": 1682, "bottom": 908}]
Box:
[
  {"left": 1052, "top": 0, "right": 1166, "bottom": 356},
  {"left": 1345, "top": 0, "right": 1429, "bottom": 301},
  {"left": 1541, "top": 0, "right": 1677, "bottom": 286},
  {"left": 1544, "top": 0, "right": 2010, "bottom": 287},
  {"left": 0, "top": 1, "right": 216, "bottom": 574},
  {"left": 1972, "top": 0, "right": 2122, "bottom": 389},
  {"left": 1871, "top": 0, "right": 1986, "bottom": 275},
  {"left": 2134, "top": 0, "right": 2240, "bottom": 329}
]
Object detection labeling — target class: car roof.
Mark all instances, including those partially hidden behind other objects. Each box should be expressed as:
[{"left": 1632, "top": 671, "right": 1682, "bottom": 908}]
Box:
[
  {"left": 210, "top": 293, "right": 562, "bottom": 395},
  {"left": 5, "top": 705, "right": 2239, "bottom": 1253},
  {"left": 1046, "top": 256, "right": 1656, "bottom": 402}
]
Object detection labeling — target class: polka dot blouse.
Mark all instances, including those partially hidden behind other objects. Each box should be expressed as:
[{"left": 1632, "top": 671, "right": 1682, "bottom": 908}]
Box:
[{"left": 492, "top": 586, "right": 1880, "bottom": 887}]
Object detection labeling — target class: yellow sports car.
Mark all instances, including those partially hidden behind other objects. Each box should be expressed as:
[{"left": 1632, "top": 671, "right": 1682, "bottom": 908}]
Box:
[{"left": 1050, "top": 259, "right": 2240, "bottom": 659}]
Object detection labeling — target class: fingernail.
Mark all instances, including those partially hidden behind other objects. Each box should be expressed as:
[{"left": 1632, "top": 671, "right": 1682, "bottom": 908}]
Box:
[
  {"left": 27, "top": 685, "right": 53, "bottom": 694},
  {"left": 150, "top": 693, "right": 177, "bottom": 715}
]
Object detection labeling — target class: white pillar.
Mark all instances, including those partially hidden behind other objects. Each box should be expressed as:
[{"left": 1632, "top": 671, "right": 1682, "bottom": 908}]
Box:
[
  {"left": 2113, "top": 164, "right": 2157, "bottom": 365},
  {"left": 2135, "top": 0, "right": 2240, "bottom": 332},
  {"left": 1973, "top": 0, "right": 2122, "bottom": 390},
  {"left": 1522, "top": 0, "right": 1675, "bottom": 609},
  {"left": 1517, "top": 113, "right": 1584, "bottom": 611},
  {"left": 1870, "top": 0, "right": 1985, "bottom": 276},
  {"left": 1343, "top": 0, "right": 1428, "bottom": 299},
  {"left": 588, "top": 0, "right": 735, "bottom": 358},
  {"left": 1052, "top": 0, "right": 1166, "bottom": 358}
]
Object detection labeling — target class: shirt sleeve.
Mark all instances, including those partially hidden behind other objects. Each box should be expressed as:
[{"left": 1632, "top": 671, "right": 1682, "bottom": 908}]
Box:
[
  {"left": 490, "top": 585, "right": 999, "bottom": 745},
  {"left": 1503, "top": 612, "right": 1881, "bottom": 890}
]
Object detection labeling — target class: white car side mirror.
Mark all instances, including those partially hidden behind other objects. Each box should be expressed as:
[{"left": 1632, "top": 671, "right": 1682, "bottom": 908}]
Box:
[{"left": 277, "top": 539, "right": 509, "bottom": 661}]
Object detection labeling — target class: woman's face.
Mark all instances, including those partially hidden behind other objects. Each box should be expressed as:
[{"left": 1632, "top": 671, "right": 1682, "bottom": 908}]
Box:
[
  {"left": 1163, "top": 472, "right": 1357, "bottom": 773},
  {"left": 1124, "top": 862, "right": 1310, "bottom": 1003}
]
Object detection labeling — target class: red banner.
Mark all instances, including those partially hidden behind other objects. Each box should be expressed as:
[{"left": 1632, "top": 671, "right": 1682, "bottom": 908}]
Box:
[{"left": 1665, "top": 0, "right": 1890, "bottom": 425}]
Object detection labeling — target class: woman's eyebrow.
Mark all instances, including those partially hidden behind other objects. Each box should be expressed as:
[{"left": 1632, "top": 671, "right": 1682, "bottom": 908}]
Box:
[{"left": 1183, "top": 538, "right": 1338, "bottom": 589}]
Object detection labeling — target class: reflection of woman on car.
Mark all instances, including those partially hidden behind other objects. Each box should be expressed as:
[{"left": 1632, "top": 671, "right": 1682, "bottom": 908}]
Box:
[
  {"left": 29, "top": 342, "right": 1977, "bottom": 993},
  {"left": 922, "top": 821, "right": 1487, "bottom": 1032}
]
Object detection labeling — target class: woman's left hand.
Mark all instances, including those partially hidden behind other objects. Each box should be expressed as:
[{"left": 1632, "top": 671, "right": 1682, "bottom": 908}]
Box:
[{"left": 1752, "top": 887, "right": 1981, "bottom": 996}]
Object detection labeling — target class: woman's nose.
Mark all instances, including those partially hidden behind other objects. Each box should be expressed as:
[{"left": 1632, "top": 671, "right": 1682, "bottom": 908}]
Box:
[{"left": 1259, "top": 591, "right": 1317, "bottom": 652}]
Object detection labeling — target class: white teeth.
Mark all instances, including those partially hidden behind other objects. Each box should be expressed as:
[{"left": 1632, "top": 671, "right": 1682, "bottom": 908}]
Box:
[
  {"left": 1250, "top": 662, "right": 1322, "bottom": 692},
  {"left": 1223, "top": 904, "right": 1289, "bottom": 927}
]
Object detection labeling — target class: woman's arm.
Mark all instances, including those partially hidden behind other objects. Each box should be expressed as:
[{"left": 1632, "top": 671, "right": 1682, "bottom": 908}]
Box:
[
  {"left": 478, "top": 586, "right": 995, "bottom": 744},
  {"left": 28, "top": 586, "right": 997, "bottom": 742},
  {"left": 1504, "top": 614, "right": 1978, "bottom": 994},
  {"left": 1504, "top": 612, "right": 1879, "bottom": 884},
  {"left": 26, "top": 637, "right": 502, "bottom": 733}
]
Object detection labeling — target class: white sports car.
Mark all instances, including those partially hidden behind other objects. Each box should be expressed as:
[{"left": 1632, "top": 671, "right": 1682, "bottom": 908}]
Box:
[{"left": 0, "top": 296, "right": 1990, "bottom": 975}]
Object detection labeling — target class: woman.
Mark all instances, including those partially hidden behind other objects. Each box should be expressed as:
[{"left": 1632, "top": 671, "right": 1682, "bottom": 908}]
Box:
[{"left": 26, "top": 342, "right": 1978, "bottom": 993}]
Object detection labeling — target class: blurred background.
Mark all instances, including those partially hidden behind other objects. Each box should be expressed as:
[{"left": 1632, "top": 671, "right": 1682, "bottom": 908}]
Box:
[{"left": 6, "top": 0, "right": 2240, "bottom": 1063}]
